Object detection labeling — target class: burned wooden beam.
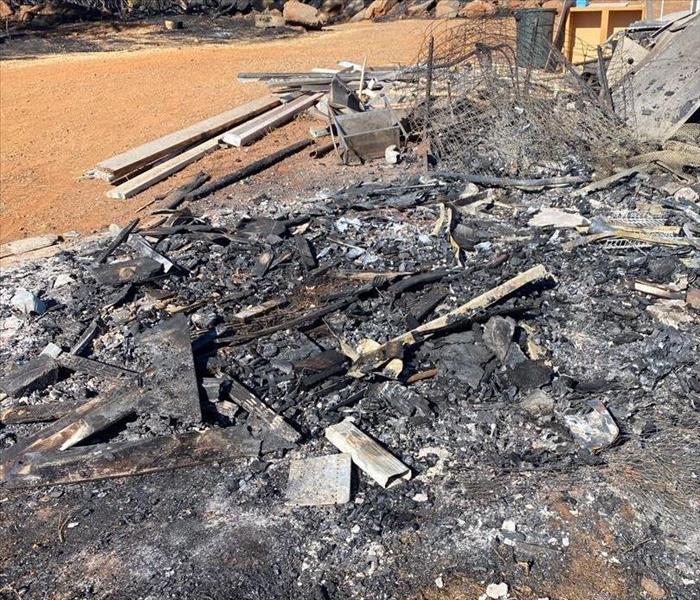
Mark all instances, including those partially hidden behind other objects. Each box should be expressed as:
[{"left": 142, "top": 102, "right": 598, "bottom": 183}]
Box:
[
  {"left": 2, "top": 427, "right": 261, "bottom": 488},
  {"left": 0, "top": 354, "right": 60, "bottom": 398},
  {"left": 295, "top": 350, "right": 349, "bottom": 389},
  {"left": 95, "top": 218, "right": 139, "bottom": 264},
  {"left": 188, "top": 139, "right": 314, "bottom": 201},
  {"left": 137, "top": 314, "right": 202, "bottom": 424},
  {"left": 70, "top": 319, "right": 101, "bottom": 356},
  {"left": 0, "top": 400, "right": 84, "bottom": 425},
  {"left": 0, "top": 387, "right": 144, "bottom": 479},
  {"left": 349, "top": 265, "right": 551, "bottom": 376},
  {"left": 405, "top": 287, "right": 448, "bottom": 329},
  {"left": 227, "top": 380, "right": 301, "bottom": 444},
  {"left": 56, "top": 353, "right": 140, "bottom": 383},
  {"left": 388, "top": 268, "right": 453, "bottom": 294},
  {"left": 161, "top": 171, "right": 210, "bottom": 211}
]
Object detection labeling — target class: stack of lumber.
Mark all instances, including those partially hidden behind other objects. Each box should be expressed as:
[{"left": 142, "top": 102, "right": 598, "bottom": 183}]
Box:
[
  {"left": 95, "top": 92, "right": 323, "bottom": 200},
  {"left": 94, "top": 60, "right": 412, "bottom": 200}
]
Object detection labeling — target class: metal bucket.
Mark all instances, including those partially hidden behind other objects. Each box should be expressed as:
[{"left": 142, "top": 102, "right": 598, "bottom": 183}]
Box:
[{"left": 515, "top": 8, "right": 557, "bottom": 69}]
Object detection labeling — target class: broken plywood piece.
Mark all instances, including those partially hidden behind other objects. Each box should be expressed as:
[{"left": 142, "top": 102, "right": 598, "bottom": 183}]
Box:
[
  {"left": 2, "top": 427, "right": 261, "bottom": 488},
  {"left": 137, "top": 313, "right": 202, "bottom": 424},
  {"left": 96, "top": 95, "right": 281, "bottom": 179},
  {"left": 286, "top": 453, "right": 352, "bottom": 506},
  {"left": 325, "top": 419, "right": 410, "bottom": 488}
]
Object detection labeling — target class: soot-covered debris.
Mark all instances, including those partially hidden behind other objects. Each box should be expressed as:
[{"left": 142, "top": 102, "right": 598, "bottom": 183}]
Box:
[{"left": 0, "top": 170, "right": 698, "bottom": 599}]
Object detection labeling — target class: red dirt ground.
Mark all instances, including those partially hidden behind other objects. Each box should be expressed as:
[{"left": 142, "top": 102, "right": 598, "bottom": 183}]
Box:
[{"left": 0, "top": 19, "right": 435, "bottom": 244}]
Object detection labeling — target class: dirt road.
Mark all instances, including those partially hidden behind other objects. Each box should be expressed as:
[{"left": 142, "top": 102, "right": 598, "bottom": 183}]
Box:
[{"left": 0, "top": 19, "right": 432, "bottom": 243}]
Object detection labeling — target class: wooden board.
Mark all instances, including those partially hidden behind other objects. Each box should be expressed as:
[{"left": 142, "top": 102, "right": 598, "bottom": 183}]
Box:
[
  {"left": 96, "top": 95, "right": 281, "bottom": 179},
  {"left": 325, "top": 419, "right": 410, "bottom": 488},
  {"left": 3, "top": 427, "right": 261, "bottom": 488},
  {"left": 348, "top": 265, "right": 550, "bottom": 376},
  {"left": 106, "top": 137, "right": 222, "bottom": 199},
  {"left": 221, "top": 93, "right": 323, "bottom": 147},
  {"left": 0, "top": 387, "right": 144, "bottom": 479}
]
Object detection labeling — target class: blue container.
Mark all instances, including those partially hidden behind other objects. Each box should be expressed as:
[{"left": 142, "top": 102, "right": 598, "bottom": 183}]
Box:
[{"left": 576, "top": 0, "right": 590, "bottom": 6}]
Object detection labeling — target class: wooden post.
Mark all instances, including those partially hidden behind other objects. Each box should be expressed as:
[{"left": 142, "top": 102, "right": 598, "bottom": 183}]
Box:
[{"left": 596, "top": 45, "right": 613, "bottom": 112}]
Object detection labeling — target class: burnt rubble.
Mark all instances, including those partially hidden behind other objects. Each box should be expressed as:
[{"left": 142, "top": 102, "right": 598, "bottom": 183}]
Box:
[{"left": 1, "top": 166, "right": 698, "bottom": 598}]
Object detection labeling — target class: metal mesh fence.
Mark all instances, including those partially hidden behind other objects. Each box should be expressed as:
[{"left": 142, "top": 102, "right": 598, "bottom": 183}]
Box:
[{"left": 407, "top": 16, "right": 640, "bottom": 179}]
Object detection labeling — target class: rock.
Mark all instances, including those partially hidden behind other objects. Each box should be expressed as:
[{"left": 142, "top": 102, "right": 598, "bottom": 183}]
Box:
[
  {"left": 542, "top": 0, "right": 564, "bottom": 11},
  {"left": 687, "top": 288, "right": 700, "bottom": 310},
  {"left": 283, "top": 0, "right": 324, "bottom": 28},
  {"left": 10, "top": 289, "right": 47, "bottom": 316},
  {"left": 640, "top": 576, "right": 666, "bottom": 599},
  {"left": 506, "top": 359, "right": 552, "bottom": 390},
  {"left": 485, "top": 582, "right": 509, "bottom": 599},
  {"left": 342, "top": 0, "right": 364, "bottom": 17},
  {"left": 459, "top": 0, "right": 497, "bottom": 18},
  {"left": 674, "top": 186, "right": 699, "bottom": 203},
  {"left": 350, "top": 6, "right": 366, "bottom": 20},
  {"left": 0, "top": 0, "right": 13, "bottom": 18},
  {"left": 53, "top": 273, "right": 74, "bottom": 288},
  {"left": 407, "top": 0, "right": 435, "bottom": 17},
  {"left": 364, "top": 0, "right": 398, "bottom": 19},
  {"left": 254, "top": 8, "right": 285, "bottom": 27},
  {"left": 435, "top": 0, "right": 459, "bottom": 18},
  {"left": 520, "top": 389, "right": 554, "bottom": 416},
  {"left": 483, "top": 316, "right": 515, "bottom": 362}
]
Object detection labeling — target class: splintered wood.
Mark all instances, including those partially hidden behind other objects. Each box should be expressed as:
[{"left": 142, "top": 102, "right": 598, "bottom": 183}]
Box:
[
  {"left": 3, "top": 428, "right": 261, "bottom": 488},
  {"left": 325, "top": 419, "right": 411, "bottom": 488},
  {"left": 348, "top": 265, "right": 551, "bottom": 376}
]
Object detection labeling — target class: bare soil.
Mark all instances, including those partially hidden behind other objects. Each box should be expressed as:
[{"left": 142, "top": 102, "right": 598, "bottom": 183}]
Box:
[{"left": 0, "top": 18, "right": 431, "bottom": 244}]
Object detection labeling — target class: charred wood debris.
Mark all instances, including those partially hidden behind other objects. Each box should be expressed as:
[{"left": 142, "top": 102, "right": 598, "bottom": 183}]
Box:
[{"left": 1, "top": 12, "right": 700, "bottom": 599}]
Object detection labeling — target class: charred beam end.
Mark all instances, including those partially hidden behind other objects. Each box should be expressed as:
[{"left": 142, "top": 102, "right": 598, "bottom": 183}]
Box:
[
  {"left": 95, "top": 218, "right": 139, "bottom": 264},
  {"left": 436, "top": 172, "right": 590, "bottom": 191},
  {"left": 0, "top": 354, "right": 60, "bottom": 398},
  {"left": 2, "top": 427, "right": 260, "bottom": 489}
]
